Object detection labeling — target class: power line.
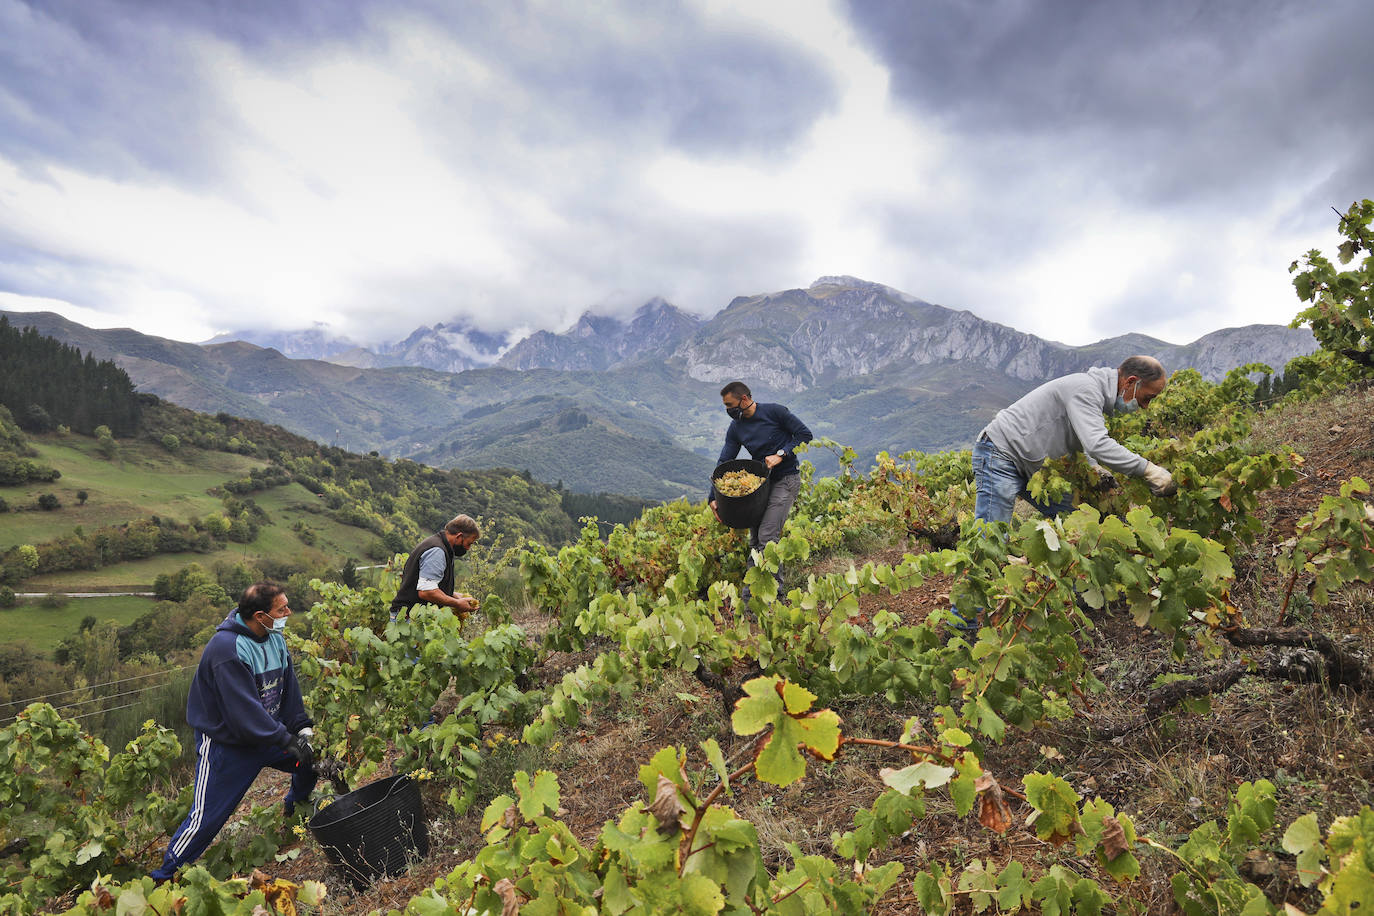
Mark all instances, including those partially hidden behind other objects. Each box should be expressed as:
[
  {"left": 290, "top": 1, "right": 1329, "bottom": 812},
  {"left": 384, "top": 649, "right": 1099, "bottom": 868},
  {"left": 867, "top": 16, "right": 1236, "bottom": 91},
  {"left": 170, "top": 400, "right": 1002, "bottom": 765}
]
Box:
[
  {"left": 0, "top": 666, "right": 194, "bottom": 726},
  {"left": 46, "top": 673, "right": 190, "bottom": 715},
  {"left": 1, "top": 675, "right": 191, "bottom": 727},
  {"left": 5, "top": 665, "right": 194, "bottom": 706},
  {"left": 68, "top": 698, "right": 168, "bottom": 723}
]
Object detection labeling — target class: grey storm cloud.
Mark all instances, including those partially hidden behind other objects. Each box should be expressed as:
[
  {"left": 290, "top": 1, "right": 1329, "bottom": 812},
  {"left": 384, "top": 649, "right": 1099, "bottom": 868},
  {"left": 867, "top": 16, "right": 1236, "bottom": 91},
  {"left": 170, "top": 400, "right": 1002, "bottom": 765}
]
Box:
[
  {"left": 842, "top": 0, "right": 1374, "bottom": 216},
  {"left": 413, "top": 2, "right": 840, "bottom": 156},
  {"left": 3, "top": 0, "right": 838, "bottom": 182}
]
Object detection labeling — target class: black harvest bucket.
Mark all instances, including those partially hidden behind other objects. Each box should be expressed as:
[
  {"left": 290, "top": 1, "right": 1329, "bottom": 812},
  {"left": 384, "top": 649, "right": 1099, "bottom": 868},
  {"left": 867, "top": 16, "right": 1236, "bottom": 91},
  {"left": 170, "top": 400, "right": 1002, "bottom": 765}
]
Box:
[
  {"left": 711, "top": 458, "right": 771, "bottom": 529},
  {"left": 307, "top": 774, "right": 428, "bottom": 890}
]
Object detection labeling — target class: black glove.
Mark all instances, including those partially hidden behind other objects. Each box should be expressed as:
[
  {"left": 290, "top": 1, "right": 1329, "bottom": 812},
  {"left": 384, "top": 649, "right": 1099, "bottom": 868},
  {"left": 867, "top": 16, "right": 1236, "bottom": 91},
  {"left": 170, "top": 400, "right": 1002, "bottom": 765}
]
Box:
[{"left": 286, "top": 731, "right": 314, "bottom": 772}]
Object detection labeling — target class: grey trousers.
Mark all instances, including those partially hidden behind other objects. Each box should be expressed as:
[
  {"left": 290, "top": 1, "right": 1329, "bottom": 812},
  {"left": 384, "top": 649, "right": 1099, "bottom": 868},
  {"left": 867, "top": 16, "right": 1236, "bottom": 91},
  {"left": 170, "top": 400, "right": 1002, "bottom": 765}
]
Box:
[{"left": 749, "top": 472, "right": 801, "bottom": 559}]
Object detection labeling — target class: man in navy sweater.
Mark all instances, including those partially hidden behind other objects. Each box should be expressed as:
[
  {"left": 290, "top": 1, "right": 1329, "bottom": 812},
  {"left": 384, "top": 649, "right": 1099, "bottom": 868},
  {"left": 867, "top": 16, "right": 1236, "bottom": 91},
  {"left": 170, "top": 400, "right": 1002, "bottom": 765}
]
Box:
[
  {"left": 709, "top": 381, "right": 814, "bottom": 580},
  {"left": 151, "top": 582, "right": 316, "bottom": 882}
]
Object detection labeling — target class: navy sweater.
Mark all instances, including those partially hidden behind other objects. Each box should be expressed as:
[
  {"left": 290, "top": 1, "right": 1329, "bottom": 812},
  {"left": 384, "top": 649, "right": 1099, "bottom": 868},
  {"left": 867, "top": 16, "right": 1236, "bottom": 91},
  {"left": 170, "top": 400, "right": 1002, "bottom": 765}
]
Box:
[
  {"left": 710, "top": 402, "right": 813, "bottom": 500},
  {"left": 185, "top": 611, "right": 312, "bottom": 748}
]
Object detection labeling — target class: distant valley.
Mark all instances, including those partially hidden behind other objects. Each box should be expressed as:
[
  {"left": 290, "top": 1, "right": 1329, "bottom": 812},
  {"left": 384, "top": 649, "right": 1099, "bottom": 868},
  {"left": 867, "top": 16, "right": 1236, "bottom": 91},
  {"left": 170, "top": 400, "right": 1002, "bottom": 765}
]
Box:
[{"left": 3, "top": 276, "right": 1317, "bottom": 500}]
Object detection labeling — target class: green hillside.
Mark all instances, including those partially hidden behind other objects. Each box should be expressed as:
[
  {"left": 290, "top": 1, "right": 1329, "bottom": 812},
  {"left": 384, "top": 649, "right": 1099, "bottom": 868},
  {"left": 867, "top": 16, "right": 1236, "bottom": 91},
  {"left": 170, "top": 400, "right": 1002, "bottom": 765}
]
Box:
[
  {"left": 0, "top": 348, "right": 623, "bottom": 611},
  {"left": 1, "top": 594, "right": 158, "bottom": 654},
  {"left": 0, "top": 436, "right": 262, "bottom": 551},
  {"left": 410, "top": 394, "right": 717, "bottom": 500}
]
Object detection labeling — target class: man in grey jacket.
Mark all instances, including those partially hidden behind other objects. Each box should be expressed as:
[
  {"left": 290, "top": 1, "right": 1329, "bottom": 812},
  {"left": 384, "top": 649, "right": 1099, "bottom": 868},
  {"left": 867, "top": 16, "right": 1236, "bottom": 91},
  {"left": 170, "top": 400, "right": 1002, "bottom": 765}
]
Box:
[{"left": 973, "top": 355, "right": 1177, "bottom": 524}]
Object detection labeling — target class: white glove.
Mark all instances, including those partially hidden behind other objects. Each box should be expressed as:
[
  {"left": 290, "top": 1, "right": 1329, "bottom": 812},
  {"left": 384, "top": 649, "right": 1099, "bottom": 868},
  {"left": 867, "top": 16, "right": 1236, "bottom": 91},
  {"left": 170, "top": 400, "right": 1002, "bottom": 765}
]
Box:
[
  {"left": 1142, "top": 462, "right": 1177, "bottom": 497},
  {"left": 297, "top": 726, "right": 313, "bottom": 738}
]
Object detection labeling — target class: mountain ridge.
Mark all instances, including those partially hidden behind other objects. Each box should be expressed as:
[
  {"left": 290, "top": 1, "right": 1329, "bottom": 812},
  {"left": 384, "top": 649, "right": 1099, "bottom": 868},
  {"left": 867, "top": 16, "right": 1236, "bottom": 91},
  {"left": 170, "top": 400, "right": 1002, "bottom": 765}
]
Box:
[{"left": 1, "top": 276, "right": 1318, "bottom": 499}]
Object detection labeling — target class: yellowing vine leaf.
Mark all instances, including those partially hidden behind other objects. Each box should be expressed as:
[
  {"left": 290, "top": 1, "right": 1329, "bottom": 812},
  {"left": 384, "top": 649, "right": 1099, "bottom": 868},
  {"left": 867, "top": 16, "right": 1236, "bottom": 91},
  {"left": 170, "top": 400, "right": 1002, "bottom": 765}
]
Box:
[{"left": 732, "top": 677, "right": 841, "bottom": 786}]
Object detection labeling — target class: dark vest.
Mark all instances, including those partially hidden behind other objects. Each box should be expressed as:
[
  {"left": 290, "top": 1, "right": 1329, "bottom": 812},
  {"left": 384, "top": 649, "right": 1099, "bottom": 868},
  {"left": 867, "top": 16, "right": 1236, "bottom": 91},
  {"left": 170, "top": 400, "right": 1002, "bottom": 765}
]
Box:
[{"left": 389, "top": 531, "right": 456, "bottom": 614}]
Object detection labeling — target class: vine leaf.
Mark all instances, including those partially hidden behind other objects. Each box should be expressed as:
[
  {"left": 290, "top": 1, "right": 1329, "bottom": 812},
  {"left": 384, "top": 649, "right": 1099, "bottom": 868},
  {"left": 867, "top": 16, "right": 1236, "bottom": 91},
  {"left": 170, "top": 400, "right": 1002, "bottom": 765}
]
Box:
[
  {"left": 649, "top": 774, "right": 688, "bottom": 833},
  {"left": 494, "top": 877, "right": 522, "bottom": 916},
  {"left": 1100, "top": 816, "right": 1129, "bottom": 860},
  {"left": 880, "top": 762, "right": 954, "bottom": 795},
  {"left": 950, "top": 753, "right": 983, "bottom": 817},
  {"left": 679, "top": 873, "right": 726, "bottom": 915},
  {"left": 639, "top": 746, "right": 690, "bottom": 797},
  {"left": 514, "top": 770, "right": 559, "bottom": 820},
  {"left": 975, "top": 774, "right": 1013, "bottom": 834},
  {"left": 1023, "top": 773, "right": 1082, "bottom": 846},
  {"left": 731, "top": 677, "right": 841, "bottom": 787},
  {"left": 701, "top": 738, "right": 730, "bottom": 794},
  {"left": 601, "top": 864, "right": 637, "bottom": 916},
  {"left": 1281, "top": 812, "right": 1324, "bottom": 888},
  {"left": 1079, "top": 798, "right": 1140, "bottom": 881},
  {"left": 297, "top": 881, "right": 327, "bottom": 907}
]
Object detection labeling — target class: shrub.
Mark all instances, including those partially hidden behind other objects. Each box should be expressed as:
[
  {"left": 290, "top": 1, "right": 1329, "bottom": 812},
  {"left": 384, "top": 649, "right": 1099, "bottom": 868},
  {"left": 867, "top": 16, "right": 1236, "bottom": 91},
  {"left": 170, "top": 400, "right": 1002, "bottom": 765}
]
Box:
[
  {"left": 37, "top": 493, "right": 60, "bottom": 511},
  {"left": 20, "top": 404, "right": 55, "bottom": 432},
  {"left": 94, "top": 424, "right": 116, "bottom": 459}
]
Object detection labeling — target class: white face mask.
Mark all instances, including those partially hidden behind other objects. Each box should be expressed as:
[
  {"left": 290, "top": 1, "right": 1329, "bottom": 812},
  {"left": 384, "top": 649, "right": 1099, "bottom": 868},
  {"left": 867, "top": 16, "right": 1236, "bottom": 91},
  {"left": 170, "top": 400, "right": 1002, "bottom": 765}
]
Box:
[{"left": 261, "top": 613, "right": 287, "bottom": 632}]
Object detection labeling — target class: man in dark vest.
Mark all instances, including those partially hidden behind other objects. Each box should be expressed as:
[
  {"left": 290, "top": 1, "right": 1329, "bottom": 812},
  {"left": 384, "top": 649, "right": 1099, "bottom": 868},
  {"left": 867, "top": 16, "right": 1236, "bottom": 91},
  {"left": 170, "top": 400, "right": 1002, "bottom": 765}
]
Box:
[{"left": 389, "top": 514, "right": 482, "bottom": 621}]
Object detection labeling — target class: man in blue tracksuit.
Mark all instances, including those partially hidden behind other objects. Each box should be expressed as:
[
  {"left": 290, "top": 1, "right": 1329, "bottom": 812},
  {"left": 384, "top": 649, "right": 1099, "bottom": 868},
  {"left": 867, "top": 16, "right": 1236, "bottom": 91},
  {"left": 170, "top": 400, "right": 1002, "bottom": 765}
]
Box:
[
  {"left": 709, "top": 381, "right": 813, "bottom": 582},
  {"left": 151, "top": 582, "right": 316, "bottom": 882}
]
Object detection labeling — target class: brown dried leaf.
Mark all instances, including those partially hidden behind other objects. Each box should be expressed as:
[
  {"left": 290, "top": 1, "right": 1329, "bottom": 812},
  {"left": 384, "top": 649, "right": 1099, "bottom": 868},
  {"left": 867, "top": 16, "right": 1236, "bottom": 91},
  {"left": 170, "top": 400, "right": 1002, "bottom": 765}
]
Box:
[
  {"left": 974, "top": 774, "right": 1013, "bottom": 833},
  {"left": 494, "top": 877, "right": 522, "bottom": 916},
  {"left": 648, "top": 774, "right": 686, "bottom": 833},
  {"left": 501, "top": 804, "right": 519, "bottom": 829},
  {"left": 1219, "top": 492, "right": 1234, "bottom": 512},
  {"left": 249, "top": 869, "right": 270, "bottom": 890},
  {"left": 1101, "top": 815, "right": 1130, "bottom": 860},
  {"left": 94, "top": 885, "right": 115, "bottom": 910}
]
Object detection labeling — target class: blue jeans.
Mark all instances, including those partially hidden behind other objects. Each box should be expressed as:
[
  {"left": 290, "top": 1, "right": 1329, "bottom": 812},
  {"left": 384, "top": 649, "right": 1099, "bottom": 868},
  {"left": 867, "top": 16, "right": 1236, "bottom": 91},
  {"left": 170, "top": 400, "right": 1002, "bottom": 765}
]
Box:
[{"left": 972, "top": 437, "right": 1075, "bottom": 524}]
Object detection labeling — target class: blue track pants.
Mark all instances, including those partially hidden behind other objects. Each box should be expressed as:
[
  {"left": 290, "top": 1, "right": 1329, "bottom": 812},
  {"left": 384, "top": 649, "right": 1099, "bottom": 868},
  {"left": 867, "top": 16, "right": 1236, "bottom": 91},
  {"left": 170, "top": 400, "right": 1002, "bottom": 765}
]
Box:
[{"left": 151, "top": 731, "right": 316, "bottom": 881}]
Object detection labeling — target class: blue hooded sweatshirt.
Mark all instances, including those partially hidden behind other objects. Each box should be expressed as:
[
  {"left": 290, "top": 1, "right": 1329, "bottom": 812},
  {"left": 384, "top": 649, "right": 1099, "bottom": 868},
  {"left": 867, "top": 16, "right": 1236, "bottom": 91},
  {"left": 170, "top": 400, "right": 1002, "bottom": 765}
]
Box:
[{"left": 185, "top": 610, "right": 312, "bottom": 748}]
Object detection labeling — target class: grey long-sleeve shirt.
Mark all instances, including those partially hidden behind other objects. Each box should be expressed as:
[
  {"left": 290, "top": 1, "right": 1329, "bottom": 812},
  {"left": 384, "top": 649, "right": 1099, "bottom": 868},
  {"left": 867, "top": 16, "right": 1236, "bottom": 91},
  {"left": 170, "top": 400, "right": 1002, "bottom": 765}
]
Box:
[{"left": 979, "top": 367, "right": 1148, "bottom": 479}]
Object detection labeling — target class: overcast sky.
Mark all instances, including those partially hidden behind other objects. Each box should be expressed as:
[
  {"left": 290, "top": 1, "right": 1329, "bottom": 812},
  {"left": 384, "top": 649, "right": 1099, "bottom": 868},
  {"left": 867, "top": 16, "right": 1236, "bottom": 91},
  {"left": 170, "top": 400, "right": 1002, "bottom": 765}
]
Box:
[{"left": 1, "top": 0, "right": 1370, "bottom": 348}]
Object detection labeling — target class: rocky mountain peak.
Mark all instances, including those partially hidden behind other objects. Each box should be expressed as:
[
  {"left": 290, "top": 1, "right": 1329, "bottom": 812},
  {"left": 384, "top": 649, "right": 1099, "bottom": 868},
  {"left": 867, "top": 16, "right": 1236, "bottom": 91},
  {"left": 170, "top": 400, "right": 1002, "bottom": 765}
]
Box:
[
  {"left": 809, "top": 275, "right": 875, "bottom": 290},
  {"left": 497, "top": 297, "right": 700, "bottom": 371},
  {"left": 678, "top": 275, "right": 1317, "bottom": 391}
]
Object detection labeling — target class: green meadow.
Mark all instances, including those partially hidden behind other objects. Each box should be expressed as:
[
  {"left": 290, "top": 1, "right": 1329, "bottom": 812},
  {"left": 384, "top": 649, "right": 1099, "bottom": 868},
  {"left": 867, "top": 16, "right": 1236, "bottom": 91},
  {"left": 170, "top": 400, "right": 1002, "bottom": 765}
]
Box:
[
  {"left": 1, "top": 434, "right": 262, "bottom": 550},
  {"left": 0, "top": 594, "right": 159, "bottom": 655},
  {"left": 4, "top": 438, "right": 379, "bottom": 597}
]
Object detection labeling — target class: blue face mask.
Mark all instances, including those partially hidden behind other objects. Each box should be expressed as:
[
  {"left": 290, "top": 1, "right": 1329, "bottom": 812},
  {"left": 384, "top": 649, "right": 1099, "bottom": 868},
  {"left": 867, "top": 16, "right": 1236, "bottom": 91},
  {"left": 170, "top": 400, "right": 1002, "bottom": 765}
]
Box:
[
  {"left": 1113, "top": 382, "right": 1140, "bottom": 414},
  {"left": 261, "top": 613, "right": 287, "bottom": 632}
]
